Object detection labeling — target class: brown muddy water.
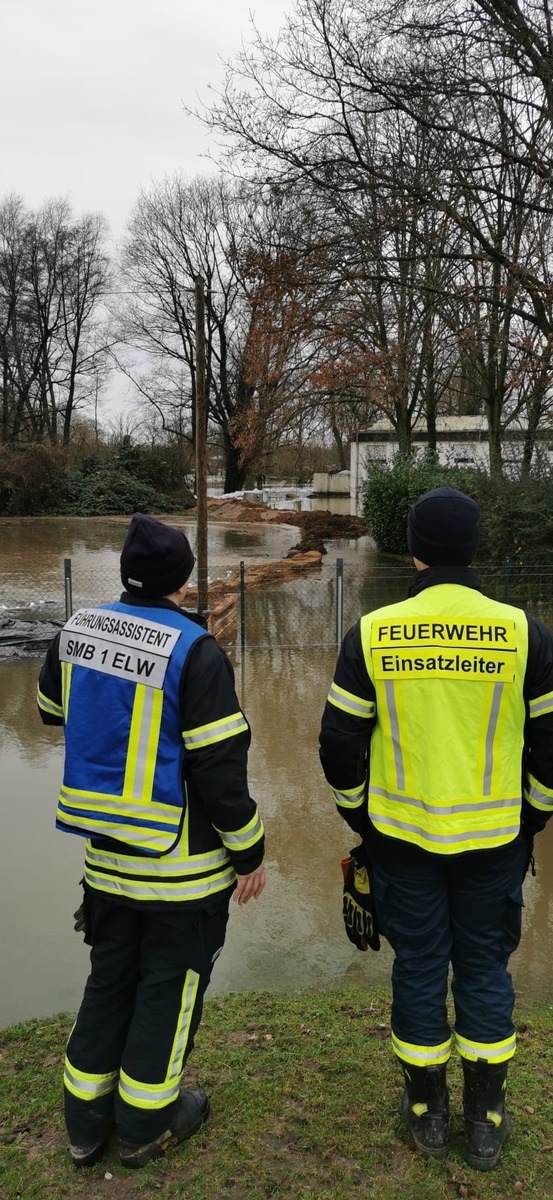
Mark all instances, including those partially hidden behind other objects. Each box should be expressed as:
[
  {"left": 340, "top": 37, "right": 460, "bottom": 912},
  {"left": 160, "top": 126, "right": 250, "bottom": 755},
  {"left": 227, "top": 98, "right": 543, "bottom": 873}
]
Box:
[{"left": 1, "top": 518, "right": 552, "bottom": 1027}]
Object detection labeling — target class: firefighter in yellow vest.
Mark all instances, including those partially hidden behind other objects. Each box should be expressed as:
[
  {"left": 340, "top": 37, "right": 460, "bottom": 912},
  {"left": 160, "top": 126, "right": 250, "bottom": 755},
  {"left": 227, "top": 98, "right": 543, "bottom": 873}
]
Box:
[
  {"left": 319, "top": 487, "right": 553, "bottom": 1170},
  {"left": 37, "top": 513, "right": 266, "bottom": 1169}
]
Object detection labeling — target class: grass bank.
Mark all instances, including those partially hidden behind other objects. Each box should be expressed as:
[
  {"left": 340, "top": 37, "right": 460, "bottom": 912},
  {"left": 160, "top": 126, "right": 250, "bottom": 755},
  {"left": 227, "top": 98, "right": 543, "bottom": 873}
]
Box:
[{"left": 1, "top": 989, "right": 552, "bottom": 1200}]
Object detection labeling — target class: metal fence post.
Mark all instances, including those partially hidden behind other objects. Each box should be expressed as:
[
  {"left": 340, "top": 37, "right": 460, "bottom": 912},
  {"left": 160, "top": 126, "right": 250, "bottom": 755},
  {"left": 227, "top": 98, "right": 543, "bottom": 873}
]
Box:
[
  {"left": 64, "top": 557, "right": 73, "bottom": 620},
  {"left": 335, "top": 557, "right": 344, "bottom": 646},
  {"left": 240, "top": 560, "right": 246, "bottom": 651},
  {"left": 503, "top": 556, "right": 511, "bottom": 603}
]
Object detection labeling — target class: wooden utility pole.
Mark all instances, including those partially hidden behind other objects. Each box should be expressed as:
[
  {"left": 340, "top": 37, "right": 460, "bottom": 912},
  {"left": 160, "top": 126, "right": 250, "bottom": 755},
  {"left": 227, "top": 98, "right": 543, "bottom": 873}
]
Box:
[{"left": 195, "top": 275, "right": 208, "bottom": 615}]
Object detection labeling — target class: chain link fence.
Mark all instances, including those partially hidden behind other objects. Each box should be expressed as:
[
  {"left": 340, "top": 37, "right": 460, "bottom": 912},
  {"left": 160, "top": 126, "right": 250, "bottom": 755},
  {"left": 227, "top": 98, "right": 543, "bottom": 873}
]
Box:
[
  {"left": 2, "top": 555, "right": 553, "bottom": 654},
  {"left": 240, "top": 558, "right": 553, "bottom": 649}
]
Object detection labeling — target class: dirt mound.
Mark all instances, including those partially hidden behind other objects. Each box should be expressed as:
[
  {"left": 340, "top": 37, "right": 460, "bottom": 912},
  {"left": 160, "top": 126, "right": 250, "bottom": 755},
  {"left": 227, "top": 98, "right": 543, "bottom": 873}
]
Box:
[
  {"left": 185, "top": 550, "right": 323, "bottom": 610},
  {"left": 280, "top": 510, "right": 367, "bottom": 554},
  {"left": 183, "top": 498, "right": 366, "bottom": 607},
  {"left": 204, "top": 498, "right": 367, "bottom": 549}
]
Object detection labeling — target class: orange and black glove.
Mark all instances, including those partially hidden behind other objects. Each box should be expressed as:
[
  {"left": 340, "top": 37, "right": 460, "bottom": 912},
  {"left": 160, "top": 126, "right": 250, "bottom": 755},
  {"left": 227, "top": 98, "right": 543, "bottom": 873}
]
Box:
[{"left": 341, "top": 844, "right": 380, "bottom": 952}]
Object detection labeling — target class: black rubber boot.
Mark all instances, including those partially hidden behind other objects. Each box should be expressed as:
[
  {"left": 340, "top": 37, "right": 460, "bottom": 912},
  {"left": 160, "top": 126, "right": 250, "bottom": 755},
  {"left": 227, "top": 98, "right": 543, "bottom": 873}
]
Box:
[
  {"left": 69, "top": 1135, "right": 111, "bottom": 1169},
  {"left": 66, "top": 1095, "right": 114, "bottom": 1168},
  {"left": 119, "top": 1086, "right": 210, "bottom": 1169},
  {"left": 400, "top": 1063, "right": 449, "bottom": 1159},
  {"left": 462, "top": 1059, "right": 510, "bottom": 1171}
]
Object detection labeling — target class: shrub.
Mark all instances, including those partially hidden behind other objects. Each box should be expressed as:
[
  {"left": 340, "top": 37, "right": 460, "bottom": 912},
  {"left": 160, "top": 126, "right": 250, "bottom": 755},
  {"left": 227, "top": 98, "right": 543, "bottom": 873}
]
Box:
[
  {"left": 59, "top": 464, "right": 181, "bottom": 516},
  {"left": 0, "top": 445, "right": 185, "bottom": 517},
  {"left": 0, "top": 445, "right": 68, "bottom": 515},
  {"left": 362, "top": 454, "right": 553, "bottom": 564}
]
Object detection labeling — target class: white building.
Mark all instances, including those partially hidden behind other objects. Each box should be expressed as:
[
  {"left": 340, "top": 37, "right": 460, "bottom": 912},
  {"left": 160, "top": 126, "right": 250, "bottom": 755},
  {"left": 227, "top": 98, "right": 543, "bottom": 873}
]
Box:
[{"left": 349, "top": 415, "right": 553, "bottom": 516}]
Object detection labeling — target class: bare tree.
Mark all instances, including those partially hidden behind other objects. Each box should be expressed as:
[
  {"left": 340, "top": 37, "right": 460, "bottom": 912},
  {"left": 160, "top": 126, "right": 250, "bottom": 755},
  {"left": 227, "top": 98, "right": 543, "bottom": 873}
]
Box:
[
  {"left": 0, "top": 195, "right": 111, "bottom": 446},
  {"left": 200, "top": 0, "right": 553, "bottom": 473},
  {"left": 118, "top": 174, "right": 326, "bottom": 489}
]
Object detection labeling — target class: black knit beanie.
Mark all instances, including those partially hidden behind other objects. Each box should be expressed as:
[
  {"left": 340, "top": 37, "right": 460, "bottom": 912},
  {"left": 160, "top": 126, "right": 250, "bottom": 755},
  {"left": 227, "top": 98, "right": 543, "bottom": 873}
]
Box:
[
  {"left": 120, "top": 513, "right": 195, "bottom": 597},
  {"left": 406, "top": 487, "right": 480, "bottom": 566}
]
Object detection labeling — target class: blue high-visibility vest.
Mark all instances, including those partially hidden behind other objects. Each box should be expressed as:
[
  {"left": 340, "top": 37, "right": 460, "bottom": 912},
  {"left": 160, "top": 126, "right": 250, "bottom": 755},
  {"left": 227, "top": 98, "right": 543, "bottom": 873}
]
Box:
[{"left": 56, "top": 601, "right": 207, "bottom": 855}]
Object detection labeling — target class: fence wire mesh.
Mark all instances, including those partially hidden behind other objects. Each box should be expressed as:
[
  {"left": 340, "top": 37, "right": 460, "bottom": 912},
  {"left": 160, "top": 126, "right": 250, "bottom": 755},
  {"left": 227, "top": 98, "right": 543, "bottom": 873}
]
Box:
[{"left": 2, "top": 556, "right": 553, "bottom": 654}]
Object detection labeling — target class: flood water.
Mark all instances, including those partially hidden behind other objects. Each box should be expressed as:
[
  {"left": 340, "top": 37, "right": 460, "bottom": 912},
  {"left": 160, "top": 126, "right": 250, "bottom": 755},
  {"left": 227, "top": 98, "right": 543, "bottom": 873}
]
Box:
[{"left": 1, "top": 518, "right": 553, "bottom": 1027}]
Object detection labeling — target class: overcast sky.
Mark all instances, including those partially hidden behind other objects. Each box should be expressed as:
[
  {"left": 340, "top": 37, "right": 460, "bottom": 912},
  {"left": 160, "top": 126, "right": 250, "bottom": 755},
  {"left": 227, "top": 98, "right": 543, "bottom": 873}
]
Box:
[{"left": 1, "top": 0, "right": 287, "bottom": 243}]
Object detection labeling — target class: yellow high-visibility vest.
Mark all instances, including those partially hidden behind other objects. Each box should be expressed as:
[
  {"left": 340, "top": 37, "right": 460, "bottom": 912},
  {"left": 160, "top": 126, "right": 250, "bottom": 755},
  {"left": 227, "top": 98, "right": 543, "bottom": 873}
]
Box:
[{"left": 360, "top": 584, "right": 528, "bottom": 853}]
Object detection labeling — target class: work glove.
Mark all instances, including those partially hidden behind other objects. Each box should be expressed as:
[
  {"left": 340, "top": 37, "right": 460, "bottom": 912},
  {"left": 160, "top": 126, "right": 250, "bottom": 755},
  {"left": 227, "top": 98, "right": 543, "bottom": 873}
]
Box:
[
  {"left": 341, "top": 844, "right": 380, "bottom": 952},
  {"left": 73, "top": 878, "right": 91, "bottom": 942},
  {"left": 73, "top": 903, "right": 85, "bottom": 934}
]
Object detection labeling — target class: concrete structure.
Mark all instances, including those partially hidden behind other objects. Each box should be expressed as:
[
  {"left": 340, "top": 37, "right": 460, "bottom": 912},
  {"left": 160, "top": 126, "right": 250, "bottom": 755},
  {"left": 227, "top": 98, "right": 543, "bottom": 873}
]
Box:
[
  {"left": 349, "top": 415, "right": 553, "bottom": 516},
  {"left": 311, "top": 470, "right": 351, "bottom": 498}
]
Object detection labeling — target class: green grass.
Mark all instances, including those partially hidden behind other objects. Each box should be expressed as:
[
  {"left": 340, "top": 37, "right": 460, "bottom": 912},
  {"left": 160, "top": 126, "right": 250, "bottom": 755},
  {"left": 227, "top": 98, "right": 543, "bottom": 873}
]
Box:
[{"left": 1, "top": 989, "right": 553, "bottom": 1200}]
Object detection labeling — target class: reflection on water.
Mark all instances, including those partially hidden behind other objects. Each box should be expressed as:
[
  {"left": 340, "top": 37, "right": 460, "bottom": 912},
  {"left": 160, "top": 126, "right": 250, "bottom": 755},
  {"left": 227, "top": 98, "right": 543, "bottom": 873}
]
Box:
[
  {"left": 1, "top": 649, "right": 553, "bottom": 1028},
  {"left": 0, "top": 517, "right": 300, "bottom": 619}
]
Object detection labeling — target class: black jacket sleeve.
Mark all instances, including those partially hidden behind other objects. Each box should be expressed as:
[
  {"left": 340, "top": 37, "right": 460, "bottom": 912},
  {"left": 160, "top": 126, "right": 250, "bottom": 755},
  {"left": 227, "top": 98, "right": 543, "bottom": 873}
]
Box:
[
  {"left": 319, "top": 621, "right": 376, "bottom": 837},
  {"left": 37, "top": 632, "right": 64, "bottom": 725},
  {"left": 180, "top": 635, "right": 265, "bottom": 873},
  {"left": 522, "top": 615, "right": 553, "bottom": 834}
]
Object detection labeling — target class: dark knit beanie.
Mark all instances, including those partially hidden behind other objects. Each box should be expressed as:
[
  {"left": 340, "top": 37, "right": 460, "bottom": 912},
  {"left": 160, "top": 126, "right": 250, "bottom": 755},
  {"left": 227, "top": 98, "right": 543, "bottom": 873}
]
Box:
[
  {"left": 120, "top": 513, "right": 195, "bottom": 597},
  {"left": 406, "top": 487, "right": 480, "bottom": 566}
]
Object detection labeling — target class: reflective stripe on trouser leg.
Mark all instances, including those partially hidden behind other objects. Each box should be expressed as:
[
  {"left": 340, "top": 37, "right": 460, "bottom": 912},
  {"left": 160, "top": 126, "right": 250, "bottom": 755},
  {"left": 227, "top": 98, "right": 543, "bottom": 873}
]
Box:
[
  {"left": 367, "top": 830, "right": 452, "bottom": 1051},
  {"left": 62, "top": 892, "right": 143, "bottom": 1146},
  {"left": 450, "top": 835, "right": 526, "bottom": 1054},
  {"left": 64, "top": 1056, "right": 119, "bottom": 1101},
  {"left": 392, "top": 1033, "right": 452, "bottom": 1067},
  {"left": 455, "top": 1031, "right": 516, "bottom": 1064},
  {"left": 118, "top": 970, "right": 200, "bottom": 1110},
  {"left": 115, "top": 904, "right": 229, "bottom": 1143}
]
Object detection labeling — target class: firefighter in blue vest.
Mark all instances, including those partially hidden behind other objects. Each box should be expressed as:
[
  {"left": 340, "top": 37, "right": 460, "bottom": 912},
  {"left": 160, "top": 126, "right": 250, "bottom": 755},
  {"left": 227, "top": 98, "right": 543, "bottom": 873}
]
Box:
[
  {"left": 37, "top": 513, "right": 266, "bottom": 1169},
  {"left": 319, "top": 487, "right": 553, "bottom": 1170}
]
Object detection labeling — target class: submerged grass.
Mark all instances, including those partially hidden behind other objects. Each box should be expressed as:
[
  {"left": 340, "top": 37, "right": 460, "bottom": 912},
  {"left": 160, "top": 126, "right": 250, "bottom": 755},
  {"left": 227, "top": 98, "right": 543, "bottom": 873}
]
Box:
[{"left": 1, "top": 988, "right": 553, "bottom": 1200}]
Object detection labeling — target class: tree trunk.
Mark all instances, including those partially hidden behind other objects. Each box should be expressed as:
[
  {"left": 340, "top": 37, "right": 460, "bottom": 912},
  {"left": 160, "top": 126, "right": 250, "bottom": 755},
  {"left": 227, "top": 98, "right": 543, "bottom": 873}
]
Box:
[
  {"left": 486, "top": 399, "right": 503, "bottom": 479},
  {"left": 521, "top": 397, "right": 541, "bottom": 479},
  {"left": 328, "top": 404, "right": 347, "bottom": 470},
  {"left": 394, "top": 399, "right": 412, "bottom": 456},
  {"left": 223, "top": 432, "right": 247, "bottom": 492},
  {"left": 1, "top": 356, "right": 10, "bottom": 443}
]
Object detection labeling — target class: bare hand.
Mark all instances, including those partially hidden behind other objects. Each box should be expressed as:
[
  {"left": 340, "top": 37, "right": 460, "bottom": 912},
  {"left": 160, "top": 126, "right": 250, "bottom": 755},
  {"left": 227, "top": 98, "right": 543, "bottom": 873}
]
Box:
[{"left": 233, "top": 863, "right": 266, "bottom": 906}]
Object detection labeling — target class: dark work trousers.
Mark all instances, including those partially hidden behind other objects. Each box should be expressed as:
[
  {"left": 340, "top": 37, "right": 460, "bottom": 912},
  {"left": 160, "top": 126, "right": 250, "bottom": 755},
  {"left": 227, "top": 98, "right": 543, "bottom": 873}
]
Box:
[
  {"left": 366, "top": 824, "right": 528, "bottom": 1058},
  {"left": 64, "top": 888, "right": 229, "bottom": 1144}
]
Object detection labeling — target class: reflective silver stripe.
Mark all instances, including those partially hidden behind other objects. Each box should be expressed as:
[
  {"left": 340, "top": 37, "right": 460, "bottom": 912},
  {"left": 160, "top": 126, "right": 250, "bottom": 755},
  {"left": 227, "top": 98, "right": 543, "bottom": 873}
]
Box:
[
  {"left": 84, "top": 866, "right": 236, "bottom": 901},
  {"left": 218, "top": 812, "right": 263, "bottom": 847},
  {"left": 85, "top": 846, "right": 230, "bottom": 875},
  {"left": 455, "top": 1032, "right": 516, "bottom": 1061},
  {"left": 61, "top": 813, "right": 172, "bottom": 850},
  {"left": 119, "top": 1071, "right": 179, "bottom": 1107},
  {"left": 529, "top": 693, "right": 553, "bottom": 717},
  {"left": 132, "top": 685, "right": 156, "bottom": 799},
  {"left": 391, "top": 1034, "right": 451, "bottom": 1064},
  {"left": 372, "top": 812, "right": 520, "bottom": 844},
  {"left": 385, "top": 681, "right": 405, "bottom": 791},
  {"left": 328, "top": 683, "right": 375, "bottom": 718},
  {"left": 370, "top": 785, "right": 520, "bottom": 817},
  {"left": 64, "top": 1064, "right": 118, "bottom": 1098},
  {"left": 483, "top": 683, "right": 504, "bottom": 796},
  {"left": 332, "top": 786, "right": 365, "bottom": 809},
  {"left": 183, "top": 715, "right": 248, "bottom": 748},
  {"left": 525, "top": 782, "right": 553, "bottom": 809},
  {"left": 60, "top": 789, "right": 180, "bottom": 828},
  {"left": 37, "top": 688, "right": 63, "bottom": 716},
  {"left": 61, "top": 661, "right": 72, "bottom": 720},
  {"left": 168, "top": 971, "right": 199, "bottom": 1079}
]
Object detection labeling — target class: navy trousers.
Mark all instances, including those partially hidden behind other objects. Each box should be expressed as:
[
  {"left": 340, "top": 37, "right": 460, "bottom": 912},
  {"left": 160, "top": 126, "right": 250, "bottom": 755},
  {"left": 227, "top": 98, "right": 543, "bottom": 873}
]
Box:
[
  {"left": 64, "top": 888, "right": 229, "bottom": 1144},
  {"left": 366, "top": 825, "right": 528, "bottom": 1060}
]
